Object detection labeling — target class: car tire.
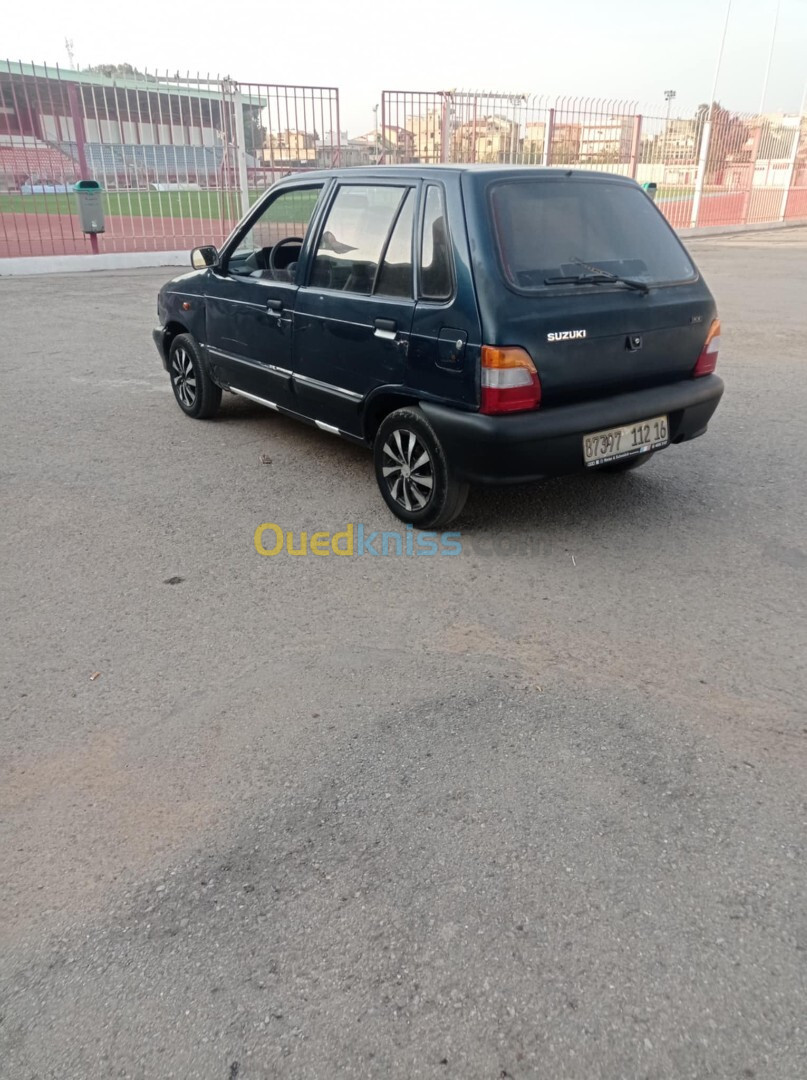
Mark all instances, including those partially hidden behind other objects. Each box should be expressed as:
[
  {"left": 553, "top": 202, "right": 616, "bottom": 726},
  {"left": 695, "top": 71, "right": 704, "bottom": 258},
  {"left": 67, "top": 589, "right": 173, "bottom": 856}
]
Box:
[
  {"left": 374, "top": 406, "right": 469, "bottom": 528},
  {"left": 597, "top": 451, "right": 655, "bottom": 473},
  {"left": 168, "top": 333, "right": 221, "bottom": 419}
]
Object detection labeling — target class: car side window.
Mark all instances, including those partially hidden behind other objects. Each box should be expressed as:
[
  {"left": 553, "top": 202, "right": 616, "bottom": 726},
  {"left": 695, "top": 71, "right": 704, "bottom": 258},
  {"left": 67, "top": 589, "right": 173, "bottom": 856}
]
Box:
[
  {"left": 420, "top": 184, "right": 452, "bottom": 300},
  {"left": 375, "top": 190, "right": 415, "bottom": 299},
  {"left": 310, "top": 185, "right": 409, "bottom": 294},
  {"left": 228, "top": 185, "right": 323, "bottom": 280}
]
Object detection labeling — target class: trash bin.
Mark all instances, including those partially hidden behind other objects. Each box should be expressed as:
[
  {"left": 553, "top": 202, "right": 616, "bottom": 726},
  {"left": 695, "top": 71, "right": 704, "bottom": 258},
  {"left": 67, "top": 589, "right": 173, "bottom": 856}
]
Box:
[
  {"left": 641, "top": 182, "right": 658, "bottom": 203},
  {"left": 73, "top": 180, "right": 105, "bottom": 233}
]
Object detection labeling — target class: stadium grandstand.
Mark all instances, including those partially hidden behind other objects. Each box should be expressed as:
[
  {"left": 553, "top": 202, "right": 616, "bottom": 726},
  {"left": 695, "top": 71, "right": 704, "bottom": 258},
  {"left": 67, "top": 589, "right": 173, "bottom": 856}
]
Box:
[{"left": 0, "top": 61, "right": 261, "bottom": 191}]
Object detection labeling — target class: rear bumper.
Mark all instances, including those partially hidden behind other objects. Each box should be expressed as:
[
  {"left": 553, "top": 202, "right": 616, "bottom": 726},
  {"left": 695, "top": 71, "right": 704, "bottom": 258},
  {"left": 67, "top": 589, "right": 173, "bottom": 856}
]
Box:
[{"left": 420, "top": 375, "right": 725, "bottom": 484}]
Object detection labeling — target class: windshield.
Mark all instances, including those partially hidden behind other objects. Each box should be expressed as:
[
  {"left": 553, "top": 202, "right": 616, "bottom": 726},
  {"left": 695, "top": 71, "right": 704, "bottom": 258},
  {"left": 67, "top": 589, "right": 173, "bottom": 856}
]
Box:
[{"left": 489, "top": 178, "right": 697, "bottom": 291}]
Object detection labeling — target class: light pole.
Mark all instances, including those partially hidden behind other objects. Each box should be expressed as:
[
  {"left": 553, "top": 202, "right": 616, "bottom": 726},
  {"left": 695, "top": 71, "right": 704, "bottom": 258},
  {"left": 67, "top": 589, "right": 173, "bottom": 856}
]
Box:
[
  {"left": 373, "top": 104, "right": 379, "bottom": 163},
  {"left": 690, "top": 0, "right": 733, "bottom": 227},
  {"left": 779, "top": 78, "right": 807, "bottom": 221},
  {"left": 759, "top": 0, "right": 781, "bottom": 116},
  {"left": 663, "top": 89, "right": 677, "bottom": 178}
]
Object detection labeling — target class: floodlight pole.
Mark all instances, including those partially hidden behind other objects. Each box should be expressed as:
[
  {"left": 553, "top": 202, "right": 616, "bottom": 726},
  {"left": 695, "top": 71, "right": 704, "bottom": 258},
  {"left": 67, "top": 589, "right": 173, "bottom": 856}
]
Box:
[
  {"left": 223, "top": 78, "right": 250, "bottom": 217},
  {"left": 779, "top": 79, "right": 807, "bottom": 221},
  {"left": 690, "top": 0, "right": 733, "bottom": 227},
  {"left": 758, "top": 0, "right": 781, "bottom": 116}
]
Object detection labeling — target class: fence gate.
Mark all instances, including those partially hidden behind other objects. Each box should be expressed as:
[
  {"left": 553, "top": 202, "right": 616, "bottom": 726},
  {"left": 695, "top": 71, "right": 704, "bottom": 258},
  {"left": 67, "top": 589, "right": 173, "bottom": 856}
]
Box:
[
  {"left": 0, "top": 60, "right": 340, "bottom": 257},
  {"left": 380, "top": 87, "right": 807, "bottom": 232},
  {"left": 222, "top": 78, "right": 341, "bottom": 215},
  {"left": 380, "top": 89, "right": 642, "bottom": 170}
]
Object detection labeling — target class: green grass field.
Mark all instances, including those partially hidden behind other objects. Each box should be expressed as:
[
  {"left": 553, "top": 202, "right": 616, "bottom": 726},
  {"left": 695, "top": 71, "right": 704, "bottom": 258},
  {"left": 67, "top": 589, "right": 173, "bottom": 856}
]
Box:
[
  {"left": 1, "top": 186, "right": 698, "bottom": 223},
  {"left": 654, "top": 185, "right": 696, "bottom": 201},
  {"left": 0, "top": 189, "right": 319, "bottom": 221}
]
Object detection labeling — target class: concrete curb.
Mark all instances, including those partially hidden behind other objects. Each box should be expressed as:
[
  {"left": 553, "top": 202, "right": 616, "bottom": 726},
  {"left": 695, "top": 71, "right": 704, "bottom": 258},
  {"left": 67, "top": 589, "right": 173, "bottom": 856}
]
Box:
[
  {"left": 0, "top": 250, "right": 190, "bottom": 276},
  {"left": 677, "top": 219, "right": 807, "bottom": 240}
]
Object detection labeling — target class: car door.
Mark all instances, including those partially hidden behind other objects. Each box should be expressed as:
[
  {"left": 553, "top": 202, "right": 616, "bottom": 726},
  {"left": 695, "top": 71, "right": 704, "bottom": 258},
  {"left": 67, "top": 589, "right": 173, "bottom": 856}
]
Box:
[
  {"left": 292, "top": 181, "right": 417, "bottom": 436},
  {"left": 204, "top": 183, "right": 326, "bottom": 408},
  {"left": 408, "top": 180, "right": 481, "bottom": 408}
]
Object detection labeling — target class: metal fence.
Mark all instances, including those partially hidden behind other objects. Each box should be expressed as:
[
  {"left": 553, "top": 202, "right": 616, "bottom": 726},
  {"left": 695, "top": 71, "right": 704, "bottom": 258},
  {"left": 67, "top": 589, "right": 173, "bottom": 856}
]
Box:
[
  {"left": 1, "top": 61, "right": 806, "bottom": 260},
  {"left": 0, "top": 60, "right": 340, "bottom": 256},
  {"left": 381, "top": 89, "right": 807, "bottom": 230}
]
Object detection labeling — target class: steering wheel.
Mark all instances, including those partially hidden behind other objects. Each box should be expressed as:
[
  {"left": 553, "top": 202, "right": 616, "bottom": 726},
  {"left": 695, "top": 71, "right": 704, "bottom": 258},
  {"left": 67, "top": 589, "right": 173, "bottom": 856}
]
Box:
[{"left": 269, "top": 236, "right": 304, "bottom": 274}]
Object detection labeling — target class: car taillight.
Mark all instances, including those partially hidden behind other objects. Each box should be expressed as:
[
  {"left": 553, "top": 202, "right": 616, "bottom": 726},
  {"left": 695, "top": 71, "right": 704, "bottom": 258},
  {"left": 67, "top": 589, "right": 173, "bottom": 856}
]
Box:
[
  {"left": 480, "top": 346, "right": 542, "bottom": 414},
  {"left": 693, "top": 318, "right": 721, "bottom": 377}
]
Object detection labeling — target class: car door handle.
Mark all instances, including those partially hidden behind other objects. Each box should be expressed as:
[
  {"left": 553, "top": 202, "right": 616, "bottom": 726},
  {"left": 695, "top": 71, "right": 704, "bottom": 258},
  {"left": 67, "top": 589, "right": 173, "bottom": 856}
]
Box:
[
  {"left": 266, "top": 298, "right": 283, "bottom": 312},
  {"left": 374, "top": 318, "right": 397, "bottom": 341}
]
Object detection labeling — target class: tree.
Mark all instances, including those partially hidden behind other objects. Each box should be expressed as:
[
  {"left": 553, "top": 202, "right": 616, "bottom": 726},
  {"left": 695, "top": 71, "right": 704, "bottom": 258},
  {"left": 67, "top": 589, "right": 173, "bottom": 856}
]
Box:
[{"left": 84, "top": 63, "right": 145, "bottom": 78}]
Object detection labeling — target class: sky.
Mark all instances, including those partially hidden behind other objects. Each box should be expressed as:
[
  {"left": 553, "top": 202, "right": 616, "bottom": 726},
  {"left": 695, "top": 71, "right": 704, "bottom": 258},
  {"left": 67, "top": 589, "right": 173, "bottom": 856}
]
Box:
[{"left": 5, "top": 0, "right": 807, "bottom": 133}]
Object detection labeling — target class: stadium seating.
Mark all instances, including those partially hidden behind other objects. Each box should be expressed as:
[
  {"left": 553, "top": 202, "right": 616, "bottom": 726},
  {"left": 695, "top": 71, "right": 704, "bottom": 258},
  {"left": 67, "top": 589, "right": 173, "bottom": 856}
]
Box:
[
  {"left": 58, "top": 142, "right": 243, "bottom": 186},
  {"left": 1, "top": 136, "right": 257, "bottom": 190},
  {"left": 0, "top": 141, "right": 78, "bottom": 185}
]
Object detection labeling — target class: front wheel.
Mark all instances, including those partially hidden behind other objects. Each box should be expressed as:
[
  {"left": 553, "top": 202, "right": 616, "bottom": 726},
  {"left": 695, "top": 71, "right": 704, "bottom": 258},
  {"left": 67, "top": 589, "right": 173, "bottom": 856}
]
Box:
[
  {"left": 373, "top": 406, "right": 469, "bottom": 528},
  {"left": 168, "top": 333, "right": 221, "bottom": 419}
]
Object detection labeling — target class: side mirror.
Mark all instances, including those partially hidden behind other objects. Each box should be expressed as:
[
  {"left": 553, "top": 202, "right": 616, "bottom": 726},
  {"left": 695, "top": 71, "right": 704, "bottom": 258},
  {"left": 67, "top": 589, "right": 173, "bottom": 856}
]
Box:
[{"left": 191, "top": 245, "right": 218, "bottom": 269}]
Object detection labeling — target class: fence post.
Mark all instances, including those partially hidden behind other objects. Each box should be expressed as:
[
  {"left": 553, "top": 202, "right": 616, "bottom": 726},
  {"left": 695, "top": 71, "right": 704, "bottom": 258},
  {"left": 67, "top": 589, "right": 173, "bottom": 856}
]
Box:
[
  {"left": 333, "top": 92, "right": 342, "bottom": 167},
  {"left": 543, "top": 107, "right": 554, "bottom": 166},
  {"left": 441, "top": 93, "right": 452, "bottom": 163},
  {"left": 378, "top": 94, "right": 386, "bottom": 164},
  {"left": 782, "top": 122, "right": 803, "bottom": 221},
  {"left": 67, "top": 80, "right": 99, "bottom": 254},
  {"left": 629, "top": 114, "right": 642, "bottom": 179},
  {"left": 690, "top": 114, "right": 713, "bottom": 228},
  {"left": 777, "top": 98, "right": 803, "bottom": 221},
  {"left": 231, "top": 83, "right": 251, "bottom": 217},
  {"left": 510, "top": 97, "right": 520, "bottom": 164},
  {"left": 741, "top": 123, "right": 763, "bottom": 225}
]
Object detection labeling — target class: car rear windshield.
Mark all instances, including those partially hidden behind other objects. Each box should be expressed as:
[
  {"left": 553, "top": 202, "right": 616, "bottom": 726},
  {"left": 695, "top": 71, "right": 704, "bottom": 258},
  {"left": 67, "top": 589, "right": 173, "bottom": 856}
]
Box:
[{"left": 488, "top": 178, "right": 697, "bottom": 291}]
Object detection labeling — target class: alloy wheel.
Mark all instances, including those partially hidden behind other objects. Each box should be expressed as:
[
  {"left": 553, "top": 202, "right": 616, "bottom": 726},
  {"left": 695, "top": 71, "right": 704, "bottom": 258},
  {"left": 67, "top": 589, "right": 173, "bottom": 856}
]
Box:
[
  {"left": 381, "top": 428, "right": 435, "bottom": 512},
  {"left": 171, "top": 347, "right": 197, "bottom": 408}
]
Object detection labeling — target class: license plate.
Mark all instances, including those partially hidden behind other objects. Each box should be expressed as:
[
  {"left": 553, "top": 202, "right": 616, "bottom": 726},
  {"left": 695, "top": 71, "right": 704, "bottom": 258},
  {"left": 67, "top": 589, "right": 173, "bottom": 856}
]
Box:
[{"left": 583, "top": 415, "right": 669, "bottom": 467}]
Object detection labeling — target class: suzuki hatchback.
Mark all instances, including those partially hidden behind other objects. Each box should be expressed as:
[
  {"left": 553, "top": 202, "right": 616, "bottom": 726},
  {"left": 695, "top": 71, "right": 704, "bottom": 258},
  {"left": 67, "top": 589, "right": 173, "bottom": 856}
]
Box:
[{"left": 154, "top": 166, "right": 724, "bottom": 526}]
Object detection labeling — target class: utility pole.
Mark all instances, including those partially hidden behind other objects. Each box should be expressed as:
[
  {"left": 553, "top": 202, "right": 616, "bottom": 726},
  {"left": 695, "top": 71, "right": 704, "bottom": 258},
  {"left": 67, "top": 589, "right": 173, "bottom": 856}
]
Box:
[
  {"left": 758, "top": 0, "right": 781, "bottom": 116},
  {"left": 373, "top": 104, "right": 379, "bottom": 163},
  {"left": 779, "top": 79, "right": 807, "bottom": 221},
  {"left": 690, "top": 0, "right": 733, "bottom": 227},
  {"left": 222, "top": 77, "right": 250, "bottom": 217},
  {"left": 663, "top": 89, "right": 677, "bottom": 179},
  {"left": 664, "top": 89, "right": 676, "bottom": 124}
]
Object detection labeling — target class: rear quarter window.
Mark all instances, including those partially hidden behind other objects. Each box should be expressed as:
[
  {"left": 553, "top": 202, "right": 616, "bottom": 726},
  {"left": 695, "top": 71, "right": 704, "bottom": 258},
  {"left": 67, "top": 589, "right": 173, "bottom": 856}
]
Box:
[
  {"left": 420, "top": 184, "right": 453, "bottom": 300},
  {"left": 489, "top": 178, "right": 696, "bottom": 291}
]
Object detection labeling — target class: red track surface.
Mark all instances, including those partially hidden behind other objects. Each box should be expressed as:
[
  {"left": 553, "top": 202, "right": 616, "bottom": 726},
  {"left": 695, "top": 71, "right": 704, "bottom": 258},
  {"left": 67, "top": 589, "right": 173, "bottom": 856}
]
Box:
[
  {"left": 0, "top": 214, "right": 234, "bottom": 258},
  {"left": 1, "top": 188, "right": 805, "bottom": 259},
  {"left": 658, "top": 187, "right": 807, "bottom": 230}
]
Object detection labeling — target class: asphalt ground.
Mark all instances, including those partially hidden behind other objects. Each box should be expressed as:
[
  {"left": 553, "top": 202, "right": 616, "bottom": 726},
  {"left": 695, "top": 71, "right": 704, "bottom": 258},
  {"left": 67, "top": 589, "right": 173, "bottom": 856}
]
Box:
[{"left": 1, "top": 227, "right": 806, "bottom": 1079}]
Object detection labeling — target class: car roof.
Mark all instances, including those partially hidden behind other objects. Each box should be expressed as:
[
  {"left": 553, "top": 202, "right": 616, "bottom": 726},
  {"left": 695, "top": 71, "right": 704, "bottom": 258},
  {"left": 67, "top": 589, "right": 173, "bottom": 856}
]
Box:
[{"left": 281, "top": 165, "right": 638, "bottom": 184}]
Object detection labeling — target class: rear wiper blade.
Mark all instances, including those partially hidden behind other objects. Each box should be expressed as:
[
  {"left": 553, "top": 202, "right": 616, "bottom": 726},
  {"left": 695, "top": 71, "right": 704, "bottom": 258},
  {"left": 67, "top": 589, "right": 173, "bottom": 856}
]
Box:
[
  {"left": 570, "top": 256, "right": 650, "bottom": 294},
  {"left": 544, "top": 272, "right": 617, "bottom": 286},
  {"left": 543, "top": 272, "right": 650, "bottom": 294}
]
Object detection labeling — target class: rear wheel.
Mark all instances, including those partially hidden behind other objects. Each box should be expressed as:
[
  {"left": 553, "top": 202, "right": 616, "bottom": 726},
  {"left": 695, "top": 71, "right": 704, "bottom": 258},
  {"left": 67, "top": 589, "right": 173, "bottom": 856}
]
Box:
[
  {"left": 373, "top": 406, "right": 468, "bottom": 528},
  {"left": 169, "top": 333, "right": 221, "bottom": 419},
  {"left": 596, "top": 451, "right": 655, "bottom": 473}
]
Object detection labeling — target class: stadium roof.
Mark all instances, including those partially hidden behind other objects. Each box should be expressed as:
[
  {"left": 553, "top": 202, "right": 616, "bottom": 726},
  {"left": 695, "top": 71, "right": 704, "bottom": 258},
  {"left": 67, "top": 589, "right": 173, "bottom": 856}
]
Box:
[{"left": 0, "top": 61, "right": 268, "bottom": 107}]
